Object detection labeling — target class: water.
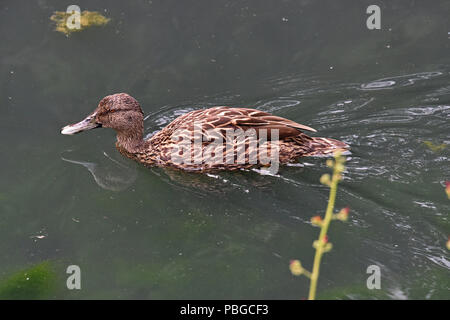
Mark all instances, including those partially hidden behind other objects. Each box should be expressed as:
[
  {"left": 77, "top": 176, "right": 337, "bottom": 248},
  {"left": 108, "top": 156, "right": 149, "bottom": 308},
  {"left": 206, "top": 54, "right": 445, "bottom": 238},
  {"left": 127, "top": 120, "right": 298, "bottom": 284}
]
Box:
[{"left": 0, "top": 0, "right": 449, "bottom": 299}]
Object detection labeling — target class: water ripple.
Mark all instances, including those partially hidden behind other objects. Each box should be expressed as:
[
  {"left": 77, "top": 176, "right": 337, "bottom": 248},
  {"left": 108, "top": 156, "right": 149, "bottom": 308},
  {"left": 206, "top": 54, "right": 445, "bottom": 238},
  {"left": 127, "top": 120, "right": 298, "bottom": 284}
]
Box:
[{"left": 361, "top": 71, "right": 443, "bottom": 91}]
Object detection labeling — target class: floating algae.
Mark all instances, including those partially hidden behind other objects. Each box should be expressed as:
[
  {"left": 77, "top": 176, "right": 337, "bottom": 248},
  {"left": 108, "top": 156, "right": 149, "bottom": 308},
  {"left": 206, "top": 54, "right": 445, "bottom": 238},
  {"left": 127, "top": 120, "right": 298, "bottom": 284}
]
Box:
[
  {"left": 50, "top": 10, "right": 110, "bottom": 35},
  {"left": 423, "top": 141, "right": 447, "bottom": 152},
  {"left": 0, "top": 262, "right": 58, "bottom": 299}
]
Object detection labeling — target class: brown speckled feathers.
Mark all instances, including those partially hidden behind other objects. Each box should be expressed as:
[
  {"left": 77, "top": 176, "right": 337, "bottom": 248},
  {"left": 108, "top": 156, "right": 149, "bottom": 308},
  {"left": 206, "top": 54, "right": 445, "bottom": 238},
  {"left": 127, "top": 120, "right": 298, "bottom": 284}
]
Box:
[{"left": 126, "top": 106, "right": 348, "bottom": 172}]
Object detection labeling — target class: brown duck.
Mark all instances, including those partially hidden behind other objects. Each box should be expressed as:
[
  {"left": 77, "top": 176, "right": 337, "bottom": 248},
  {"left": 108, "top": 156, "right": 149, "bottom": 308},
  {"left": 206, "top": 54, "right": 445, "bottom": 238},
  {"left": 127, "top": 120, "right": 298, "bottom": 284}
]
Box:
[{"left": 61, "top": 93, "right": 348, "bottom": 172}]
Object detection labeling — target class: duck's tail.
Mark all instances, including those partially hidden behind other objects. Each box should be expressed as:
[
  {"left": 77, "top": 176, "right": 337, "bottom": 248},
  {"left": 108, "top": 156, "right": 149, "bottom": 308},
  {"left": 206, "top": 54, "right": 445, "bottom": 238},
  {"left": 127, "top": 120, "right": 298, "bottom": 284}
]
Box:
[{"left": 303, "top": 137, "right": 350, "bottom": 157}]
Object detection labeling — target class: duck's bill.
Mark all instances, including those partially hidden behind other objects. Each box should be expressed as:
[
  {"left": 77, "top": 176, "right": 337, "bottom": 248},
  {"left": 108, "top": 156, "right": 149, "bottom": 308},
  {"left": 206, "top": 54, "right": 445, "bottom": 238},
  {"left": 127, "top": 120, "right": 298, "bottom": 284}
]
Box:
[{"left": 61, "top": 113, "right": 101, "bottom": 135}]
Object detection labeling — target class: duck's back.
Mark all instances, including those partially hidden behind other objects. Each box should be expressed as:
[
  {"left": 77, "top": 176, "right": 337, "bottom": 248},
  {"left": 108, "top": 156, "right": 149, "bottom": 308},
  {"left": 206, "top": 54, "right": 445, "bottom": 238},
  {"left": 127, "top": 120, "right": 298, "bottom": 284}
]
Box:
[{"left": 143, "top": 106, "right": 348, "bottom": 172}]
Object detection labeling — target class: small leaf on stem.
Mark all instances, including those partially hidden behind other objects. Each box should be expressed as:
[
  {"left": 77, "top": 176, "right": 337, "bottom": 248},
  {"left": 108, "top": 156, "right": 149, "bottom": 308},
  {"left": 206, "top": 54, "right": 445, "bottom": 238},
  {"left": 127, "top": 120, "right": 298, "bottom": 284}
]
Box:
[
  {"left": 289, "top": 260, "right": 304, "bottom": 276},
  {"left": 311, "top": 215, "right": 323, "bottom": 227},
  {"left": 320, "top": 174, "right": 331, "bottom": 186}
]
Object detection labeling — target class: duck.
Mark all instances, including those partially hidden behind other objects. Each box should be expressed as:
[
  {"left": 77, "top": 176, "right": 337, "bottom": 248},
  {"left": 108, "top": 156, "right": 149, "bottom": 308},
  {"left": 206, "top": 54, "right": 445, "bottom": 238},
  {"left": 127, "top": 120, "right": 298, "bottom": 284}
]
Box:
[{"left": 61, "top": 93, "right": 348, "bottom": 172}]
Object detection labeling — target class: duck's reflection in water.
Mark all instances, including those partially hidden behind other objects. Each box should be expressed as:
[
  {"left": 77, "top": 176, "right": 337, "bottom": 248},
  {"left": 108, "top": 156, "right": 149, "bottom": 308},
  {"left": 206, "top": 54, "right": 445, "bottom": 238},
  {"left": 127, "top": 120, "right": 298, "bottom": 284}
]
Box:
[
  {"left": 152, "top": 166, "right": 277, "bottom": 196},
  {"left": 61, "top": 151, "right": 138, "bottom": 191},
  {"left": 61, "top": 150, "right": 297, "bottom": 195}
]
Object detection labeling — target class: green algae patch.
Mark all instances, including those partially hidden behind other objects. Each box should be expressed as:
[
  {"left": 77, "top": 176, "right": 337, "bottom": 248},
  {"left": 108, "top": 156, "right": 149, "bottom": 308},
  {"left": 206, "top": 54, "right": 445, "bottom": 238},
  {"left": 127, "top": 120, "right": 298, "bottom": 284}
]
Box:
[
  {"left": 0, "top": 262, "right": 58, "bottom": 299},
  {"left": 423, "top": 140, "right": 447, "bottom": 152},
  {"left": 50, "top": 10, "right": 110, "bottom": 35}
]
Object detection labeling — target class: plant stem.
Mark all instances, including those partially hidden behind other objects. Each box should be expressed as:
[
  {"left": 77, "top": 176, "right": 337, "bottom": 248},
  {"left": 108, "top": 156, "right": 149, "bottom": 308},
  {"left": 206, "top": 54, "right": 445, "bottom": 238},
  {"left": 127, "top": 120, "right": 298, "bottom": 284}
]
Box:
[{"left": 308, "top": 170, "right": 339, "bottom": 300}]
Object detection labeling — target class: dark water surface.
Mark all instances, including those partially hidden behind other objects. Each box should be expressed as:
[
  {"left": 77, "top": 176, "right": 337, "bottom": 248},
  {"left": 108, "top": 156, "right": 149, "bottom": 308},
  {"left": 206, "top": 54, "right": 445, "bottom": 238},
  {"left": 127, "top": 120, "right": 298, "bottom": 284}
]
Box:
[{"left": 0, "top": 0, "right": 449, "bottom": 299}]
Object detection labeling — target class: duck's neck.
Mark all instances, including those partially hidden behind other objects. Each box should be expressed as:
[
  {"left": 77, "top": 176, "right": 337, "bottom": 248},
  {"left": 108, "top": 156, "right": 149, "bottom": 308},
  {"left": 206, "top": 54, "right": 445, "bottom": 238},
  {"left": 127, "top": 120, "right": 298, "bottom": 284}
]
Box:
[{"left": 116, "top": 129, "right": 146, "bottom": 155}]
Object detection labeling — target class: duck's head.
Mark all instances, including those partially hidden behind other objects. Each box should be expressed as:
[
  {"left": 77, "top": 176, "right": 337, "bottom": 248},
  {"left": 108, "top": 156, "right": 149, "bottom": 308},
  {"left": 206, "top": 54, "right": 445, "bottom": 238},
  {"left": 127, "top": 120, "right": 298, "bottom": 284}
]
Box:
[{"left": 61, "top": 93, "right": 144, "bottom": 137}]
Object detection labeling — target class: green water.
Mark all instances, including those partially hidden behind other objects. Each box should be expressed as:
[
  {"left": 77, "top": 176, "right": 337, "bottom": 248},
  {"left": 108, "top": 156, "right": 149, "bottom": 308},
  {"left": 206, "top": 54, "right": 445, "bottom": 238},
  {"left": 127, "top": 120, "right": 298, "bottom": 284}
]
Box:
[{"left": 0, "top": 0, "right": 449, "bottom": 299}]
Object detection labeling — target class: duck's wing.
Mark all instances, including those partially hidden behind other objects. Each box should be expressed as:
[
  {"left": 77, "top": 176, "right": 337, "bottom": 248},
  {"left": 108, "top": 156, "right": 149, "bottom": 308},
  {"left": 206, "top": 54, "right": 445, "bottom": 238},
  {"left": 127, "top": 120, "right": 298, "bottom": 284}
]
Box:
[
  {"left": 197, "top": 107, "right": 317, "bottom": 140},
  {"left": 154, "top": 107, "right": 320, "bottom": 171}
]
